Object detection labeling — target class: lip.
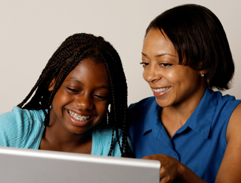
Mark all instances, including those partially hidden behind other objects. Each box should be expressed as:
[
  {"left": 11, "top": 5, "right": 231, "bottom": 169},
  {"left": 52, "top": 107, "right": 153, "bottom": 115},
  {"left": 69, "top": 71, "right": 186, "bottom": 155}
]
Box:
[
  {"left": 65, "top": 109, "right": 94, "bottom": 127},
  {"left": 152, "top": 86, "right": 171, "bottom": 98}
]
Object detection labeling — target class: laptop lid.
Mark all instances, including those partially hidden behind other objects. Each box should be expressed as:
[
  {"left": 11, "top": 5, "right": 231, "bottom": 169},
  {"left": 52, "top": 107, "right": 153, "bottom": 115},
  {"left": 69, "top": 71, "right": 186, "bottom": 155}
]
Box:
[{"left": 0, "top": 146, "right": 160, "bottom": 183}]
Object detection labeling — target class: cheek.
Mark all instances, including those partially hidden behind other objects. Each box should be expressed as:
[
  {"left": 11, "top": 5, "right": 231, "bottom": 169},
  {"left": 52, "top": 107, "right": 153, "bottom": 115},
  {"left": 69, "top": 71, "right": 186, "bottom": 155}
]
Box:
[
  {"left": 96, "top": 102, "right": 109, "bottom": 115},
  {"left": 166, "top": 70, "right": 179, "bottom": 83},
  {"left": 52, "top": 89, "right": 70, "bottom": 107},
  {"left": 167, "top": 71, "right": 174, "bottom": 78},
  {"left": 166, "top": 67, "right": 195, "bottom": 83}
]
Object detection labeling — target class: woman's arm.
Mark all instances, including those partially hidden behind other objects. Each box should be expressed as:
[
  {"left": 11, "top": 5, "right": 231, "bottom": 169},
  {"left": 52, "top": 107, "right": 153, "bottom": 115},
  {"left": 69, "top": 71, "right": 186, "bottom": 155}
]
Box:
[{"left": 215, "top": 103, "right": 241, "bottom": 183}]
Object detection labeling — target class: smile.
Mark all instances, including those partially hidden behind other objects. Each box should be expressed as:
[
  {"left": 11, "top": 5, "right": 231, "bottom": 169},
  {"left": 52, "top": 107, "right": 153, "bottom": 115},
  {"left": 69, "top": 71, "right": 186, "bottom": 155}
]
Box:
[
  {"left": 68, "top": 110, "right": 91, "bottom": 121},
  {"left": 153, "top": 87, "right": 171, "bottom": 92}
]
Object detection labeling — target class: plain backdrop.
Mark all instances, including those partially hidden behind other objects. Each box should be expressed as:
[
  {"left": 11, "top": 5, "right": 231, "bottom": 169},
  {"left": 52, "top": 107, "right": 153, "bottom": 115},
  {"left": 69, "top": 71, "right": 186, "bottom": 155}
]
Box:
[{"left": 0, "top": 0, "right": 240, "bottom": 114}]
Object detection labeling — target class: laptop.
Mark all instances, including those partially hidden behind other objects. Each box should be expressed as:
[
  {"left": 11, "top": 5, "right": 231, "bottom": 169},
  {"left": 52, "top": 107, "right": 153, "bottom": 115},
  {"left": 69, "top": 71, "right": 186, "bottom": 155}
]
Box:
[{"left": 0, "top": 146, "right": 160, "bottom": 183}]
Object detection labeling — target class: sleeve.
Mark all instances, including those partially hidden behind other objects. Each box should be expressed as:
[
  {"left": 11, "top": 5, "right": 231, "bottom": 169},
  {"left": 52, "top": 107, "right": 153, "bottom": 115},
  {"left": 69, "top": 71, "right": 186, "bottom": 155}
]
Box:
[{"left": 0, "top": 107, "right": 31, "bottom": 147}]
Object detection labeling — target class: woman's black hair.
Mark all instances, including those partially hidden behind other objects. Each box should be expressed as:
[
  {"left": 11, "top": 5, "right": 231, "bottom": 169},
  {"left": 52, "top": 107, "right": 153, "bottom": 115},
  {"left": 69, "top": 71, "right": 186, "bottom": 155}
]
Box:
[
  {"left": 17, "top": 33, "right": 132, "bottom": 157},
  {"left": 146, "top": 4, "right": 234, "bottom": 90}
]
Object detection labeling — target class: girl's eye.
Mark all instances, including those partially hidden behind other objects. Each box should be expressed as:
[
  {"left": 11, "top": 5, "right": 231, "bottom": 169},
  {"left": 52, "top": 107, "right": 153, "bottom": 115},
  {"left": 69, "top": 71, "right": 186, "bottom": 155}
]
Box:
[
  {"left": 94, "top": 95, "right": 109, "bottom": 101},
  {"left": 67, "top": 87, "right": 79, "bottom": 93},
  {"left": 140, "top": 62, "right": 149, "bottom": 67},
  {"left": 161, "top": 63, "right": 172, "bottom": 68}
]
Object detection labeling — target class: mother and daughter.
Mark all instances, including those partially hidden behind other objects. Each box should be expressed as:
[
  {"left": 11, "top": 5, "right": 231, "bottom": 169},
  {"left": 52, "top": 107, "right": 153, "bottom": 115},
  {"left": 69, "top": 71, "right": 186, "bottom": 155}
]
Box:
[{"left": 0, "top": 3, "right": 240, "bottom": 183}]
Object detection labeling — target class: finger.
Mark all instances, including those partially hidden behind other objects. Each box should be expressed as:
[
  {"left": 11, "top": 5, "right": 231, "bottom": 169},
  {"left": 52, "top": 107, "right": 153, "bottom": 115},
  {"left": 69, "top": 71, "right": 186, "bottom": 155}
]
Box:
[{"left": 160, "top": 176, "right": 172, "bottom": 183}]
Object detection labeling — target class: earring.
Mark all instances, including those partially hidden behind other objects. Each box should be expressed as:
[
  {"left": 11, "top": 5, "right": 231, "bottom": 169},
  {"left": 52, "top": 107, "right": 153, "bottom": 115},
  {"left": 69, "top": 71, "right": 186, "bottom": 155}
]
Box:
[{"left": 200, "top": 73, "right": 204, "bottom": 77}]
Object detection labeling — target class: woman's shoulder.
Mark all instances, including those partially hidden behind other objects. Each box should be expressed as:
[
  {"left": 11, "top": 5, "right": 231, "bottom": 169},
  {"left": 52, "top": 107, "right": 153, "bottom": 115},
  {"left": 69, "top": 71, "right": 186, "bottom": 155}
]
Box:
[
  {"left": 128, "top": 96, "right": 159, "bottom": 128},
  {"left": 128, "top": 96, "right": 156, "bottom": 113},
  {"left": 210, "top": 90, "right": 241, "bottom": 114}
]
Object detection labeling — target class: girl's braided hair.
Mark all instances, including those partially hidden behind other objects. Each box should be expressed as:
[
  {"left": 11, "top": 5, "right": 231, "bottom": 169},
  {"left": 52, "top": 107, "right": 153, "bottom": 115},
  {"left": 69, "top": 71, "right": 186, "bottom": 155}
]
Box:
[{"left": 17, "top": 33, "right": 132, "bottom": 157}]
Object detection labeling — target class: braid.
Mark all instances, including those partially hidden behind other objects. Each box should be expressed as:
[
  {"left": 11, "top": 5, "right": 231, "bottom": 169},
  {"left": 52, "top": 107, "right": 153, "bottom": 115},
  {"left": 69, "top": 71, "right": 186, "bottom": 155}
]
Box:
[
  {"left": 98, "top": 42, "right": 132, "bottom": 157},
  {"left": 18, "top": 33, "right": 133, "bottom": 157}
]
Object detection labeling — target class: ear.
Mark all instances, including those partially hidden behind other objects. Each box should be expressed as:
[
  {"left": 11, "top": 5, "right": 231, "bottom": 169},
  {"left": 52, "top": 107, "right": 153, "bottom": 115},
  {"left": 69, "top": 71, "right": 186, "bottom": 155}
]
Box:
[
  {"left": 199, "top": 68, "right": 209, "bottom": 76},
  {"left": 48, "top": 78, "right": 56, "bottom": 91}
]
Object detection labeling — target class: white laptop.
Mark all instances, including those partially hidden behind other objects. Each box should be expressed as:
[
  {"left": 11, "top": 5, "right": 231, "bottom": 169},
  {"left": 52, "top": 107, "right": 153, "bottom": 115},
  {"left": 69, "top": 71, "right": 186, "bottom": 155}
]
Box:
[{"left": 0, "top": 146, "right": 160, "bottom": 183}]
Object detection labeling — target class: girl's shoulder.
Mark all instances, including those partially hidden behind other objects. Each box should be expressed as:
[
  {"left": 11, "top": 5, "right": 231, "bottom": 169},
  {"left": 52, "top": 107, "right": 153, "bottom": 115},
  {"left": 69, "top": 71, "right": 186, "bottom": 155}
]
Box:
[
  {"left": 0, "top": 106, "right": 45, "bottom": 127},
  {"left": 92, "top": 124, "right": 118, "bottom": 140},
  {"left": 92, "top": 124, "right": 133, "bottom": 157},
  {"left": 0, "top": 107, "right": 45, "bottom": 148}
]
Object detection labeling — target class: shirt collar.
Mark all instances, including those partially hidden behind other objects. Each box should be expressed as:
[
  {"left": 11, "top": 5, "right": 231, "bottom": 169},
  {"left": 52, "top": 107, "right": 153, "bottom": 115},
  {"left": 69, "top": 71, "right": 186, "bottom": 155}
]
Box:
[
  {"left": 142, "top": 98, "right": 160, "bottom": 135},
  {"left": 142, "top": 89, "right": 216, "bottom": 139},
  {"left": 184, "top": 88, "right": 216, "bottom": 139}
]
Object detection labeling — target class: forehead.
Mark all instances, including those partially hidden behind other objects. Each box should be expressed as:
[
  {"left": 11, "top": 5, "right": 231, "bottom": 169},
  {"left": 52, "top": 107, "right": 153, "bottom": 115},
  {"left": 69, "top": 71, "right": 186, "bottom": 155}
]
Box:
[
  {"left": 65, "top": 58, "right": 109, "bottom": 86},
  {"left": 143, "top": 28, "right": 177, "bottom": 56}
]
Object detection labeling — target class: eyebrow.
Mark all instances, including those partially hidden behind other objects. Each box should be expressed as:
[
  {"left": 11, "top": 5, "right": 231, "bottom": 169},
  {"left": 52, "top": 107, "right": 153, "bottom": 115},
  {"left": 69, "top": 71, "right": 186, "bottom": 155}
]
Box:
[
  {"left": 65, "top": 78, "right": 110, "bottom": 89},
  {"left": 142, "top": 52, "right": 176, "bottom": 58}
]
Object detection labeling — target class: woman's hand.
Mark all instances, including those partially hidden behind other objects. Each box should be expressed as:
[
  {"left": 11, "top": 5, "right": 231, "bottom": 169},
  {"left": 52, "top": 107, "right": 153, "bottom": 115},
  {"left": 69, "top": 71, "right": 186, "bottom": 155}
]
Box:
[
  {"left": 143, "top": 154, "right": 207, "bottom": 183},
  {"left": 142, "top": 154, "right": 181, "bottom": 183}
]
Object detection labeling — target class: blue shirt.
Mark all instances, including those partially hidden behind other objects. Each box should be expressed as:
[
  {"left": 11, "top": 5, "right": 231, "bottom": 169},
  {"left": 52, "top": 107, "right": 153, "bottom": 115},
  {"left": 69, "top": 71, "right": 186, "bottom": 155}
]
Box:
[
  {"left": 0, "top": 107, "right": 130, "bottom": 157},
  {"left": 128, "top": 89, "right": 241, "bottom": 183}
]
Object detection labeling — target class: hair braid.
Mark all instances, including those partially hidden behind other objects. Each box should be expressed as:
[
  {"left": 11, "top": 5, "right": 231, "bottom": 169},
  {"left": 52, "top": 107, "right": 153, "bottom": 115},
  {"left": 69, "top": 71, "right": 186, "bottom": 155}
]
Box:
[{"left": 98, "top": 43, "right": 130, "bottom": 157}]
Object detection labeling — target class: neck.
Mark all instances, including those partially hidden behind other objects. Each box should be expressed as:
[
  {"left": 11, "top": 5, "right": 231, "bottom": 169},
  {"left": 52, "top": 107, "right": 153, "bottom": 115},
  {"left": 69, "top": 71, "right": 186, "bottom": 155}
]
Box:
[
  {"left": 40, "top": 113, "right": 93, "bottom": 153},
  {"left": 161, "top": 87, "right": 206, "bottom": 138}
]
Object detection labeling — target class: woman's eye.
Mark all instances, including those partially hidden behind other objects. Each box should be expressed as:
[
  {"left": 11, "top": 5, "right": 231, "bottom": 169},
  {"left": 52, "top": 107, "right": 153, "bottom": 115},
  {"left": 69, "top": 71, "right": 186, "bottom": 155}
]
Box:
[
  {"left": 140, "top": 62, "right": 149, "bottom": 67},
  {"left": 161, "top": 63, "right": 172, "bottom": 68}
]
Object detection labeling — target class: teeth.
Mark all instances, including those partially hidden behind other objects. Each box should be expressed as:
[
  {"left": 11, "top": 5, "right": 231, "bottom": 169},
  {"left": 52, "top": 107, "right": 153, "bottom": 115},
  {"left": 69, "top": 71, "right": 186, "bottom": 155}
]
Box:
[
  {"left": 153, "top": 87, "right": 170, "bottom": 92},
  {"left": 68, "top": 110, "right": 91, "bottom": 121}
]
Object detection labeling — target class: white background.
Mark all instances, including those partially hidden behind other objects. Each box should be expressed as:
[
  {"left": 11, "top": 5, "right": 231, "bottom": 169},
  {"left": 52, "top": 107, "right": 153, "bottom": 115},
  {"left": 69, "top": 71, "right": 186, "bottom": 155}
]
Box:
[{"left": 0, "top": 0, "right": 240, "bottom": 114}]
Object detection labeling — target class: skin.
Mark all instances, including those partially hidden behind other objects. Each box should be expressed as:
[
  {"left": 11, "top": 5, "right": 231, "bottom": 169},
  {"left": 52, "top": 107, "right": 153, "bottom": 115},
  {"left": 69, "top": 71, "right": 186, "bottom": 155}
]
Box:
[
  {"left": 39, "top": 58, "right": 110, "bottom": 154},
  {"left": 141, "top": 28, "right": 241, "bottom": 183}
]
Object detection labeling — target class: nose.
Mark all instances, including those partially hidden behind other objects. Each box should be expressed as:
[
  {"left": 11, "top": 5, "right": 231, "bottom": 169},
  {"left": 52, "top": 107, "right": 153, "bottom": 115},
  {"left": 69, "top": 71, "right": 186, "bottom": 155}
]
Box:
[
  {"left": 75, "top": 94, "right": 93, "bottom": 110},
  {"left": 143, "top": 64, "right": 162, "bottom": 83}
]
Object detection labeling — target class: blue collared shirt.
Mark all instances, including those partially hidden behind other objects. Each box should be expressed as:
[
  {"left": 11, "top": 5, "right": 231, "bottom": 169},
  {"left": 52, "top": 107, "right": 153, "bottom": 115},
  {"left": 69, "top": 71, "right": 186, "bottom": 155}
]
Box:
[{"left": 128, "top": 89, "right": 241, "bottom": 182}]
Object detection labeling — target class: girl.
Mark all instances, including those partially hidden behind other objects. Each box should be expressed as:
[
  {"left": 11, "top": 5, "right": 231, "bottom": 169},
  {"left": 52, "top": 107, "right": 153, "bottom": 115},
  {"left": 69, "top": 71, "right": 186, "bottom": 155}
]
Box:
[{"left": 0, "top": 33, "right": 132, "bottom": 157}]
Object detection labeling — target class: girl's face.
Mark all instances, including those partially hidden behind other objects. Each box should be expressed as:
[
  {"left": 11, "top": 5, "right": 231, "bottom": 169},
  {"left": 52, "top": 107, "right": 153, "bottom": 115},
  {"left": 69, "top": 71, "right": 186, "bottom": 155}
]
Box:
[
  {"left": 141, "top": 28, "right": 206, "bottom": 108},
  {"left": 49, "top": 58, "right": 110, "bottom": 134}
]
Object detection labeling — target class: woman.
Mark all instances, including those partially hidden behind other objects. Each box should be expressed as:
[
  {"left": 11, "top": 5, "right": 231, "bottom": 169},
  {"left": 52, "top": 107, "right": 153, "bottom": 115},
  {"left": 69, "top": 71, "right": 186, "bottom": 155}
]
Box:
[{"left": 128, "top": 4, "right": 241, "bottom": 183}]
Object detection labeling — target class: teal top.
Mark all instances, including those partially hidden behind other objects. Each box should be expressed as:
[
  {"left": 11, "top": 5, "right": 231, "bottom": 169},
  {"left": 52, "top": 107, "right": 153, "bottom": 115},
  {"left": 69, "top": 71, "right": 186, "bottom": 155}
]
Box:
[{"left": 0, "top": 107, "right": 128, "bottom": 157}]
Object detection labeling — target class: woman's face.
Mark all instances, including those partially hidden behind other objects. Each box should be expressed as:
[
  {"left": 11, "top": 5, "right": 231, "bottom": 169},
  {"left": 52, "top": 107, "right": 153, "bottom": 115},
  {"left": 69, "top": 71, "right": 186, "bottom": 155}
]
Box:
[
  {"left": 49, "top": 58, "right": 110, "bottom": 134},
  {"left": 141, "top": 28, "right": 206, "bottom": 108}
]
